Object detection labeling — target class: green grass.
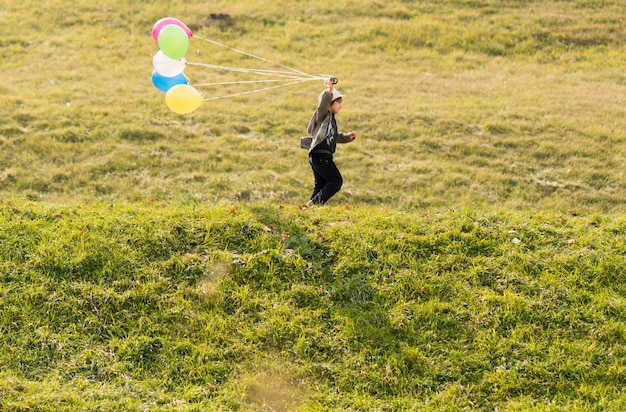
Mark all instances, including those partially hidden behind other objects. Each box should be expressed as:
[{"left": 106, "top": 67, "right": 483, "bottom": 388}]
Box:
[
  {"left": 1, "top": 0, "right": 626, "bottom": 409},
  {"left": 1, "top": 201, "right": 626, "bottom": 410},
  {"left": 1, "top": 0, "right": 625, "bottom": 210}
]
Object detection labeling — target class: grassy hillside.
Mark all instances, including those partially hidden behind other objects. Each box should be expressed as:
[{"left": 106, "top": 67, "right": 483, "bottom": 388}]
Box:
[
  {"left": 1, "top": 0, "right": 625, "bottom": 210},
  {"left": 1, "top": 201, "right": 626, "bottom": 411},
  {"left": 1, "top": 0, "right": 626, "bottom": 410}
]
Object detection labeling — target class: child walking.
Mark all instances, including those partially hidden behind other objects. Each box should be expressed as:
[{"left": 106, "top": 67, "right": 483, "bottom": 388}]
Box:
[{"left": 305, "top": 77, "right": 357, "bottom": 206}]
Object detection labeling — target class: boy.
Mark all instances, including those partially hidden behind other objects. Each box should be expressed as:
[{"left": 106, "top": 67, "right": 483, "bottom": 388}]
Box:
[{"left": 305, "top": 77, "right": 357, "bottom": 206}]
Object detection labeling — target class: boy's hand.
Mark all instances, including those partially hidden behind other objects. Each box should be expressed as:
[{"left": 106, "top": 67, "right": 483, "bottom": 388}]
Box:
[
  {"left": 348, "top": 132, "right": 357, "bottom": 140},
  {"left": 326, "top": 76, "right": 338, "bottom": 87}
]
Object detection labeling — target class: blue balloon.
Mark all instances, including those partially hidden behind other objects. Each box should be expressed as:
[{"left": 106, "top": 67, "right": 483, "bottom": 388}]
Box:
[{"left": 151, "top": 71, "right": 189, "bottom": 93}]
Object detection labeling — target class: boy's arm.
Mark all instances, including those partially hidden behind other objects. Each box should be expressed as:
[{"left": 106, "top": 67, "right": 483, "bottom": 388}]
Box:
[
  {"left": 309, "top": 90, "right": 332, "bottom": 128},
  {"left": 326, "top": 77, "right": 337, "bottom": 96},
  {"left": 316, "top": 77, "right": 337, "bottom": 118},
  {"left": 307, "top": 78, "right": 339, "bottom": 133},
  {"left": 337, "top": 131, "right": 357, "bottom": 143}
]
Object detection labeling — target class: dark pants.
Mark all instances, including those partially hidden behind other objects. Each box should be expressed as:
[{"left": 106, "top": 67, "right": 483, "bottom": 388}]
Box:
[{"left": 309, "top": 153, "right": 343, "bottom": 204}]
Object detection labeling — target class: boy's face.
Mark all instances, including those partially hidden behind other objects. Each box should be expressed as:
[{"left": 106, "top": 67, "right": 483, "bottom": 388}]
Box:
[{"left": 330, "top": 98, "right": 343, "bottom": 114}]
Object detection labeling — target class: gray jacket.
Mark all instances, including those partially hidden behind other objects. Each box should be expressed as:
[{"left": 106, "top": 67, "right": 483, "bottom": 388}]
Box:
[{"left": 303, "top": 89, "right": 353, "bottom": 152}]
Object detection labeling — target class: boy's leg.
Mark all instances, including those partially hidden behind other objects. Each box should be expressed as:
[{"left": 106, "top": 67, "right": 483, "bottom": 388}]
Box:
[
  {"left": 309, "top": 155, "right": 343, "bottom": 204},
  {"left": 309, "top": 156, "right": 325, "bottom": 202}
]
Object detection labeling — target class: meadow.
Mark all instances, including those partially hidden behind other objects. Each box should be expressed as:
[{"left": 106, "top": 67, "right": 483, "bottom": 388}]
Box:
[{"left": 1, "top": 0, "right": 626, "bottom": 410}]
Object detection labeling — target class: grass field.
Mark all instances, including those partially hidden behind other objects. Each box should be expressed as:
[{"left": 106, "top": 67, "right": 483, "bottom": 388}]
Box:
[
  {"left": 2, "top": 202, "right": 626, "bottom": 411},
  {"left": 2, "top": 0, "right": 625, "bottom": 210},
  {"left": 1, "top": 0, "right": 626, "bottom": 410}
]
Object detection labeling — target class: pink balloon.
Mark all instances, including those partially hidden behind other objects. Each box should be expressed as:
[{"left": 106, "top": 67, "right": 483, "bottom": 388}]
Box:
[{"left": 152, "top": 18, "right": 192, "bottom": 42}]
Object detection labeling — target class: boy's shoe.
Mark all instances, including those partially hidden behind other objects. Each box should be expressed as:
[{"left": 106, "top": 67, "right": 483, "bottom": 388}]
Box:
[{"left": 306, "top": 192, "right": 323, "bottom": 207}]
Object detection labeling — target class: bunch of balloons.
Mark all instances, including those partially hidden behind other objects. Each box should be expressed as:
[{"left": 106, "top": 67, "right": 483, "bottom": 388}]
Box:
[
  {"left": 151, "top": 17, "right": 204, "bottom": 114},
  {"left": 151, "top": 17, "right": 333, "bottom": 115}
]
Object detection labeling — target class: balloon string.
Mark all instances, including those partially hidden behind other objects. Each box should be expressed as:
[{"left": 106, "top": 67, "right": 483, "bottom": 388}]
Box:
[
  {"left": 192, "top": 78, "right": 312, "bottom": 87},
  {"left": 186, "top": 62, "right": 319, "bottom": 80},
  {"left": 191, "top": 35, "right": 318, "bottom": 78},
  {"left": 202, "top": 78, "right": 316, "bottom": 101},
  {"left": 186, "top": 61, "right": 303, "bottom": 75}
]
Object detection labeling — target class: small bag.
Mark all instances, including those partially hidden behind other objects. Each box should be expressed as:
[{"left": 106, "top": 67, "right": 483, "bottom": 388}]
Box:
[{"left": 300, "top": 136, "right": 312, "bottom": 150}]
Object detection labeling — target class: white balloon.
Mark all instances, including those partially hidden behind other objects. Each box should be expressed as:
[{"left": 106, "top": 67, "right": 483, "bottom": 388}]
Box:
[{"left": 152, "top": 50, "right": 186, "bottom": 77}]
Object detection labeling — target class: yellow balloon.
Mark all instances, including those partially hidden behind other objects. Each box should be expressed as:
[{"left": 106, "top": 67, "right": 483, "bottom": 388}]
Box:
[{"left": 165, "top": 85, "right": 203, "bottom": 114}]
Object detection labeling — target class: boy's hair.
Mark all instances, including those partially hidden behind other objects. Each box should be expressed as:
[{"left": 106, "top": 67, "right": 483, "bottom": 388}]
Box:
[{"left": 331, "top": 97, "right": 343, "bottom": 104}]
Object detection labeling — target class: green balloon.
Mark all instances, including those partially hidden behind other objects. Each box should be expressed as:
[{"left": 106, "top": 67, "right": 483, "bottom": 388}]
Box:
[{"left": 158, "top": 24, "right": 189, "bottom": 60}]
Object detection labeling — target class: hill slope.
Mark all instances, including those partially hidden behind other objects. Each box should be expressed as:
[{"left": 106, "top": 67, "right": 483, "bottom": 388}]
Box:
[
  {"left": 1, "top": 201, "right": 625, "bottom": 410},
  {"left": 1, "top": 0, "right": 625, "bottom": 210},
  {"left": 1, "top": 0, "right": 626, "bottom": 410}
]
